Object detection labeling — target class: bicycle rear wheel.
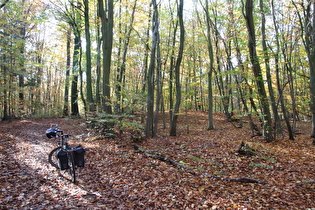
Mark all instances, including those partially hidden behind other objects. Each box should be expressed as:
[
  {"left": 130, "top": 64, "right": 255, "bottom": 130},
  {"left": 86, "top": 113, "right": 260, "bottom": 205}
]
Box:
[
  {"left": 48, "top": 147, "right": 61, "bottom": 169},
  {"left": 68, "top": 152, "right": 76, "bottom": 183}
]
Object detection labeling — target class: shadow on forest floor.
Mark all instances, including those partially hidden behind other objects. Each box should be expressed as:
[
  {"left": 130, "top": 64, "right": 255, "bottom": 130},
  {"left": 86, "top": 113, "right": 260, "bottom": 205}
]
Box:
[{"left": 0, "top": 112, "right": 314, "bottom": 209}]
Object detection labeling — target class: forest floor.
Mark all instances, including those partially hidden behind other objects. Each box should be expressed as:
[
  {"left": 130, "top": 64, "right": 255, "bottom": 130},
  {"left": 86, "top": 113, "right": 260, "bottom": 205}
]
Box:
[{"left": 0, "top": 112, "right": 315, "bottom": 209}]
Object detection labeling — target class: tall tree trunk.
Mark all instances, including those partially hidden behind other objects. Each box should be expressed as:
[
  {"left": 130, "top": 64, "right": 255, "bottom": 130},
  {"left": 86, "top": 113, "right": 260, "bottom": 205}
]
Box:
[
  {"left": 260, "top": 0, "right": 282, "bottom": 137},
  {"left": 78, "top": 30, "right": 87, "bottom": 113},
  {"left": 306, "top": 2, "right": 315, "bottom": 142},
  {"left": 1, "top": 54, "right": 9, "bottom": 120},
  {"left": 98, "top": 0, "right": 114, "bottom": 114},
  {"left": 95, "top": 11, "right": 101, "bottom": 107},
  {"left": 71, "top": 32, "right": 80, "bottom": 116},
  {"left": 141, "top": 7, "right": 151, "bottom": 124},
  {"left": 84, "top": 0, "right": 94, "bottom": 110},
  {"left": 169, "top": 20, "right": 177, "bottom": 123},
  {"left": 18, "top": 0, "right": 27, "bottom": 111},
  {"left": 243, "top": 0, "right": 273, "bottom": 142},
  {"left": 170, "top": 0, "right": 184, "bottom": 136},
  {"left": 271, "top": 0, "right": 294, "bottom": 140},
  {"left": 115, "top": 0, "right": 137, "bottom": 113},
  {"left": 63, "top": 27, "right": 71, "bottom": 117},
  {"left": 202, "top": 0, "right": 214, "bottom": 130},
  {"left": 293, "top": 1, "right": 315, "bottom": 141},
  {"left": 145, "top": 0, "right": 158, "bottom": 138},
  {"left": 115, "top": 0, "right": 123, "bottom": 113},
  {"left": 154, "top": 19, "right": 162, "bottom": 136}
]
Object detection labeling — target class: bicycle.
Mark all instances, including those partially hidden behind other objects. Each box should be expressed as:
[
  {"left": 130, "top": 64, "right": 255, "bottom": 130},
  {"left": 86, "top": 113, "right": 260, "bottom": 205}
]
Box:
[{"left": 47, "top": 124, "right": 85, "bottom": 183}]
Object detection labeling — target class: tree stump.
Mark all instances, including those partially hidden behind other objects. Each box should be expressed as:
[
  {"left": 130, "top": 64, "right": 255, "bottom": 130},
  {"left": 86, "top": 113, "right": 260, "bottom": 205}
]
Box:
[{"left": 236, "top": 141, "right": 256, "bottom": 156}]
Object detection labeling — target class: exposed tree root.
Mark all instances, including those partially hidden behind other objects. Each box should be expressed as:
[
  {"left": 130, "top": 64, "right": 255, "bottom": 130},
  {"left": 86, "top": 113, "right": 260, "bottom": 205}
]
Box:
[{"left": 134, "top": 144, "right": 268, "bottom": 185}]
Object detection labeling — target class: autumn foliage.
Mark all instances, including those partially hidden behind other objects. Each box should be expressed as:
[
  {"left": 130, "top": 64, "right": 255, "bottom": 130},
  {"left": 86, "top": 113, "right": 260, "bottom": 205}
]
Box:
[{"left": 0, "top": 112, "right": 314, "bottom": 208}]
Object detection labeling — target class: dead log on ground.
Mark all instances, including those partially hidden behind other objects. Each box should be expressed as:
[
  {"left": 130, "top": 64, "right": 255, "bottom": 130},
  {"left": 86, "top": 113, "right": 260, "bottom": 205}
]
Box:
[
  {"left": 204, "top": 173, "right": 267, "bottom": 184},
  {"left": 134, "top": 144, "right": 194, "bottom": 172},
  {"left": 134, "top": 144, "right": 267, "bottom": 184}
]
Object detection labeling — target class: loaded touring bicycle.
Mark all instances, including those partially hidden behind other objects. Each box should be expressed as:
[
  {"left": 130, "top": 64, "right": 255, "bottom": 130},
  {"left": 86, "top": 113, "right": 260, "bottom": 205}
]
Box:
[{"left": 46, "top": 124, "right": 85, "bottom": 183}]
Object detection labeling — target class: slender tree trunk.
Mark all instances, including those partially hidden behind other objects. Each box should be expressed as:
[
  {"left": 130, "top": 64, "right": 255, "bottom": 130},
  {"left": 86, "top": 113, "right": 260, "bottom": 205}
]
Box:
[
  {"left": 200, "top": 0, "right": 214, "bottom": 129},
  {"left": 115, "top": 0, "right": 137, "bottom": 113},
  {"left": 169, "top": 22, "right": 177, "bottom": 122},
  {"left": 95, "top": 18, "right": 101, "bottom": 107},
  {"left": 78, "top": 31, "right": 87, "bottom": 113},
  {"left": 141, "top": 9, "right": 150, "bottom": 95},
  {"left": 154, "top": 21, "right": 162, "bottom": 136},
  {"left": 18, "top": 0, "right": 27, "bottom": 110},
  {"left": 1, "top": 54, "right": 9, "bottom": 120},
  {"left": 115, "top": 0, "right": 123, "bottom": 113},
  {"left": 231, "top": 24, "right": 259, "bottom": 134},
  {"left": 145, "top": 0, "right": 158, "bottom": 138},
  {"left": 243, "top": 0, "right": 273, "bottom": 142},
  {"left": 307, "top": 3, "right": 315, "bottom": 141},
  {"left": 271, "top": 0, "right": 294, "bottom": 140},
  {"left": 63, "top": 27, "right": 71, "bottom": 117},
  {"left": 170, "top": 0, "right": 184, "bottom": 136},
  {"left": 260, "top": 0, "right": 282, "bottom": 137},
  {"left": 84, "top": 0, "right": 94, "bottom": 110},
  {"left": 71, "top": 33, "right": 80, "bottom": 116}
]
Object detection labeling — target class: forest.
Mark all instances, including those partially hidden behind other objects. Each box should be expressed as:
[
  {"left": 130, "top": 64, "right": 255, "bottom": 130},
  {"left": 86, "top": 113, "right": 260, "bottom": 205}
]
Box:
[
  {"left": 0, "top": 0, "right": 315, "bottom": 208},
  {"left": 1, "top": 0, "right": 315, "bottom": 141}
]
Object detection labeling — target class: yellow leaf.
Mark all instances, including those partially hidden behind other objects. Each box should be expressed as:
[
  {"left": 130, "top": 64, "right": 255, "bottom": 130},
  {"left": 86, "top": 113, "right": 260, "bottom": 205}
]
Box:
[{"left": 198, "top": 186, "right": 205, "bottom": 191}]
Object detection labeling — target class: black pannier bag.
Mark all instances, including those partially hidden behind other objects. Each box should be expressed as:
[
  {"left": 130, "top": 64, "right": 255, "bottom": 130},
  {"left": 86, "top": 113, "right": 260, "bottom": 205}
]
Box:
[
  {"left": 57, "top": 149, "right": 69, "bottom": 170},
  {"left": 74, "top": 145, "right": 85, "bottom": 167}
]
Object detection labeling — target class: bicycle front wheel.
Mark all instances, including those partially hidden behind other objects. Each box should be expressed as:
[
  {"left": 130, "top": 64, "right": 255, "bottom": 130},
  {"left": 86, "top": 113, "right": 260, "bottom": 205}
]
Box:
[
  {"left": 48, "top": 147, "right": 61, "bottom": 169},
  {"left": 68, "top": 152, "right": 76, "bottom": 183}
]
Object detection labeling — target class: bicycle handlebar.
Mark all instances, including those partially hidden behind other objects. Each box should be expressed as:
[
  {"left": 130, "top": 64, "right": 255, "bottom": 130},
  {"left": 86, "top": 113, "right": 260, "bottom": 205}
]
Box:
[{"left": 50, "top": 124, "right": 63, "bottom": 133}]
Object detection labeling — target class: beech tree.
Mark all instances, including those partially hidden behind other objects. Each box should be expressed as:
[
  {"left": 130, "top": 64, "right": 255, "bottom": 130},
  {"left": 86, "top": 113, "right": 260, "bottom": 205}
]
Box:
[
  {"left": 293, "top": 0, "right": 315, "bottom": 142},
  {"left": 199, "top": 0, "right": 214, "bottom": 130},
  {"left": 83, "top": 0, "right": 93, "bottom": 110},
  {"left": 145, "top": 0, "right": 158, "bottom": 138},
  {"left": 63, "top": 27, "right": 71, "bottom": 117},
  {"left": 260, "top": 0, "right": 282, "bottom": 137},
  {"left": 243, "top": 0, "right": 273, "bottom": 142},
  {"left": 98, "top": 0, "right": 114, "bottom": 114},
  {"left": 170, "top": 0, "right": 184, "bottom": 136}
]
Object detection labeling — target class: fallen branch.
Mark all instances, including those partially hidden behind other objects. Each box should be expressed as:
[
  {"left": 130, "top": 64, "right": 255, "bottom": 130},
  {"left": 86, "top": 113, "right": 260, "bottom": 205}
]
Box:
[
  {"left": 134, "top": 144, "right": 267, "bottom": 185},
  {"left": 229, "top": 177, "right": 267, "bottom": 184},
  {"left": 204, "top": 173, "right": 267, "bottom": 184},
  {"left": 145, "top": 152, "right": 188, "bottom": 169},
  {"left": 298, "top": 179, "right": 315, "bottom": 186},
  {"left": 134, "top": 144, "right": 194, "bottom": 172}
]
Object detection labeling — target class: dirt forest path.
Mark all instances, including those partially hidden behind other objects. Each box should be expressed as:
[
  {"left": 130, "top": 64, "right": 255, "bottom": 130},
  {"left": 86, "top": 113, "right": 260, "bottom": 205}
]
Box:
[{"left": 0, "top": 113, "right": 315, "bottom": 209}]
